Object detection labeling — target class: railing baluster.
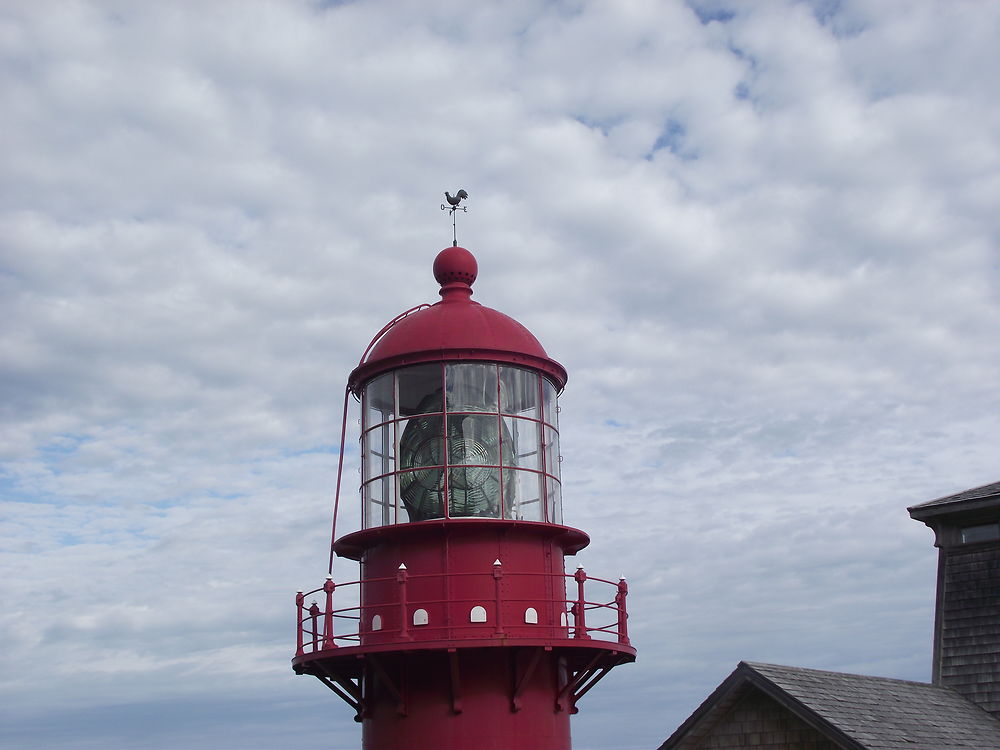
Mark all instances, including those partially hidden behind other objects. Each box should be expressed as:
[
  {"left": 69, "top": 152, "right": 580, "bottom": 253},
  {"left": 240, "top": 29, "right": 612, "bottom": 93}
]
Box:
[
  {"left": 574, "top": 565, "right": 589, "bottom": 639},
  {"left": 616, "top": 576, "right": 630, "bottom": 646},
  {"left": 309, "top": 601, "right": 321, "bottom": 652},
  {"left": 295, "top": 591, "right": 305, "bottom": 656},
  {"left": 323, "top": 576, "right": 337, "bottom": 649}
]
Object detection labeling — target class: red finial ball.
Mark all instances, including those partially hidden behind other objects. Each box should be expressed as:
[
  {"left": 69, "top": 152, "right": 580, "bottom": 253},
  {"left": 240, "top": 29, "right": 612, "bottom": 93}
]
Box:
[{"left": 433, "top": 246, "right": 478, "bottom": 287}]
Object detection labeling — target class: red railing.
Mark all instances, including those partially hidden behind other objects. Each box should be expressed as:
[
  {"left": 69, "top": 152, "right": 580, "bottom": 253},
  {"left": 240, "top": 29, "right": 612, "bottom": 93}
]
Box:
[{"left": 295, "top": 564, "right": 629, "bottom": 656}]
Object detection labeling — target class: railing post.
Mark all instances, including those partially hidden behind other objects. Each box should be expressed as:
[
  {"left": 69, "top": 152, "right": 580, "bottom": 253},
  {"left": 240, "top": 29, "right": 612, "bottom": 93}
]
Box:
[
  {"left": 616, "top": 576, "right": 630, "bottom": 646},
  {"left": 573, "top": 565, "right": 589, "bottom": 639},
  {"left": 493, "top": 559, "right": 504, "bottom": 635},
  {"left": 323, "top": 576, "right": 337, "bottom": 649},
  {"left": 397, "top": 563, "right": 410, "bottom": 640},
  {"left": 295, "top": 591, "right": 305, "bottom": 656},
  {"left": 308, "top": 601, "right": 321, "bottom": 652}
]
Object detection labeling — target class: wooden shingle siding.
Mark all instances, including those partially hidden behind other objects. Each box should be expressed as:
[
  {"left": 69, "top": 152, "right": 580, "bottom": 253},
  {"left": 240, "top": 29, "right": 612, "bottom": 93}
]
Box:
[
  {"left": 694, "top": 691, "right": 843, "bottom": 750},
  {"left": 939, "top": 543, "right": 1000, "bottom": 715}
]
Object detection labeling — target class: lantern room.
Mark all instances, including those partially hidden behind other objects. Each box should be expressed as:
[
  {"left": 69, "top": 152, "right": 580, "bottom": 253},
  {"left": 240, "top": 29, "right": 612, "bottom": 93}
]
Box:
[
  {"left": 358, "top": 362, "right": 563, "bottom": 526},
  {"left": 348, "top": 245, "right": 569, "bottom": 529}
]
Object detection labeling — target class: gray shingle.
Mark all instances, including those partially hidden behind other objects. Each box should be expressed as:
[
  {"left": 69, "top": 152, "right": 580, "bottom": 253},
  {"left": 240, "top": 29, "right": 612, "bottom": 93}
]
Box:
[
  {"left": 659, "top": 662, "right": 1000, "bottom": 750},
  {"left": 745, "top": 662, "right": 1000, "bottom": 750},
  {"left": 908, "top": 480, "right": 1000, "bottom": 512}
]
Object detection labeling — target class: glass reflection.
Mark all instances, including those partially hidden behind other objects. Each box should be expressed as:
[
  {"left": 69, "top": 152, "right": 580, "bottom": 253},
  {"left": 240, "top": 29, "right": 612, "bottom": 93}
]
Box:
[
  {"left": 510, "top": 469, "right": 543, "bottom": 521},
  {"left": 447, "top": 364, "right": 498, "bottom": 413},
  {"left": 503, "top": 417, "right": 539, "bottom": 470},
  {"left": 366, "top": 373, "right": 394, "bottom": 422},
  {"left": 546, "top": 479, "right": 562, "bottom": 525},
  {"left": 543, "top": 426, "right": 560, "bottom": 482},
  {"left": 360, "top": 364, "right": 564, "bottom": 527},
  {"left": 500, "top": 366, "right": 538, "bottom": 416},
  {"left": 542, "top": 378, "right": 558, "bottom": 427},
  {"left": 398, "top": 414, "right": 444, "bottom": 521},
  {"left": 398, "top": 365, "right": 443, "bottom": 416},
  {"left": 364, "top": 475, "right": 394, "bottom": 527}
]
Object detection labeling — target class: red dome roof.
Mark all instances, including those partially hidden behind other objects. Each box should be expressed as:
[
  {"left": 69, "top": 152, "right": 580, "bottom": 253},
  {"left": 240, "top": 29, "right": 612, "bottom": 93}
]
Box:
[{"left": 348, "top": 247, "right": 567, "bottom": 391}]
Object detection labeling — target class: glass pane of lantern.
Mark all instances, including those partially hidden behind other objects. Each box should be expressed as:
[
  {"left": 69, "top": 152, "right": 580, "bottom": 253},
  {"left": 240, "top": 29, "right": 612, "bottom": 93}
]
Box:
[
  {"left": 379, "top": 475, "right": 396, "bottom": 525},
  {"left": 396, "top": 488, "right": 413, "bottom": 523},
  {"left": 500, "top": 367, "right": 538, "bottom": 417},
  {"left": 397, "top": 364, "right": 444, "bottom": 417},
  {"left": 448, "top": 414, "right": 502, "bottom": 467},
  {"left": 545, "top": 477, "right": 563, "bottom": 525},
  {"left": 446, "top": 414, "right": 515, "bottom": 519},
  {"left": 448, "top": 466, "right": 502, "bottom": 518},
  {"left": 366, "top": 425, "right": 395, "bottom": 473},
  {"left": 364, "top": 475, "right": 394, "bottom": 528},
  {"left": 399, "top": 415, "right": 444, "bottom": 469},
  {"left": 398, "top": 467, "right": 445, "bottom": 521},
  {"left": 364, "top": 373, "right": 395, "bottom": 427},
  {"left": 446, "top": 363, "right": 498, "bottom": 413},
  {"left": 398, "top": 414, "right": 445, "bottom": 521},
  {"left": 509, "top": 469, "right": 543, "bottom": 521},
  {"left": 363, "top": 480, "right": 377, "bottom": 527},
  {"left": 541, "top": 377, "right": 559, "bottom": 428},
  {"left": 502, "top": 416, "right": 539, "bottom": 471},
  {"left": 543, "top": 425, "right": 560, "bottom": 481}
]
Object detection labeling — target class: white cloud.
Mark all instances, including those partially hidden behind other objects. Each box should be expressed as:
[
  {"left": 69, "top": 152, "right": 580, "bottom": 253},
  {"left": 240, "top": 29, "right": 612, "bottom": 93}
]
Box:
[{"left": 2, "top": 1, "right": 999, "bottom": 748}]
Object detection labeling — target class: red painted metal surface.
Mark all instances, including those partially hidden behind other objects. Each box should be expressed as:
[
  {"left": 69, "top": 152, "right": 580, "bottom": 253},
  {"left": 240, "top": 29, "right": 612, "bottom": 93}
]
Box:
[
  {"left": 294, "top": 565, "right": 631, "bottom": 653},
  {"left": 296, "top": 523, "right": 630, "bottom": 652},
  {"left": 294, "top": 246, "right": 633, "bottom": 750},
  {"left": 333, "top": 520, "right": 590, "bottom": 560},
  {"left": 348, "top": 246, "right": 567, "bottom": 393},
  {"left": 293, "top": 539, "right": 633, "bottom": 750}
]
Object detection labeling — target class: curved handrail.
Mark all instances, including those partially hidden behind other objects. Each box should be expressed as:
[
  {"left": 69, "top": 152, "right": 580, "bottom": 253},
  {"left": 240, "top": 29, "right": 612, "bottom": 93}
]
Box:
[
  {"left": 295, "top": 566, "right": 629, "bottom": 655},
  {"left": 357, "top": 304, "right": 433, "bottom": 367}
]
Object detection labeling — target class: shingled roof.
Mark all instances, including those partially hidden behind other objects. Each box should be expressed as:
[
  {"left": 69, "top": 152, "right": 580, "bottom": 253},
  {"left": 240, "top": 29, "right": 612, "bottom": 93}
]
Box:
[
  {"left": 659, "top": 661, "right": 1000, "bottom": 750},
  {"left": 908, "top": 479, "right": 1000, "bottom": 518}
]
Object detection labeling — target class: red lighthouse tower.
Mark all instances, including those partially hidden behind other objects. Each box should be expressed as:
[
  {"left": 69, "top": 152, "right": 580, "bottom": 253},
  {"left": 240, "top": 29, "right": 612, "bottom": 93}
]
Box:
[{"left": 293, "top": 244, "right": 635, "bottom": 750}]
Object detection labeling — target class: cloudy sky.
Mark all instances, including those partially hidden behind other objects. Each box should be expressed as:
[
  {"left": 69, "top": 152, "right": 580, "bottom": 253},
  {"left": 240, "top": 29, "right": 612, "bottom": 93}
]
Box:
[{"left": 2, "top": 1, "right": 999, "bottom": 748}]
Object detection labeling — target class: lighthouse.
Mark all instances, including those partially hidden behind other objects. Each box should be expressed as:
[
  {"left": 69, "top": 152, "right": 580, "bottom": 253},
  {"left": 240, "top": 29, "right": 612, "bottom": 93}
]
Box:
[{"left": 293, "top": 241, "right": 635, "bottom": 750}]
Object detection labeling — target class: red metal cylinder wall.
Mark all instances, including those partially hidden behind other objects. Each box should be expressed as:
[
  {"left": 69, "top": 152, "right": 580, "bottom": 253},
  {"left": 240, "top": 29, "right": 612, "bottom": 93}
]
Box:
[
  {"left": 361, "top": 647, "right": 572, "bottom": 750},
  {"left": 360, "top": 524, "right": 567, "bottom": 645}
]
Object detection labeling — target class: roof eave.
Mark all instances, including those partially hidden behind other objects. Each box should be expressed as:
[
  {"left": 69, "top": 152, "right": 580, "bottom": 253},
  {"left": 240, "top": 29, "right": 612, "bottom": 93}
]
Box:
[
  {"left": 908, "top": 493, "right": 1000, "bottom": 524},
  {"left": 348, "top": 348, "right": 568, "bottom": 394}
]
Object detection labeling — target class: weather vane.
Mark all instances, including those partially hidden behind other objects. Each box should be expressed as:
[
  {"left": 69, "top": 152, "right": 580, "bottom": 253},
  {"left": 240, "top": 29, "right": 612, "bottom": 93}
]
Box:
[{"left": 441, "top": 189, "right": 469, "bottom": 246}]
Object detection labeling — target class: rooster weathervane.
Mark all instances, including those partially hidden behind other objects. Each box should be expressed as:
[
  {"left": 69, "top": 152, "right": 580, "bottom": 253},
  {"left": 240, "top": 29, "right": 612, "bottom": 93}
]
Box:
[{"left": 441, "top": 189, "right": 469, "bottom": 247}]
